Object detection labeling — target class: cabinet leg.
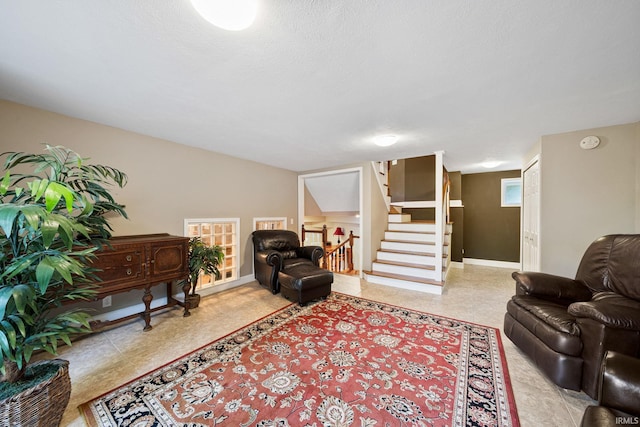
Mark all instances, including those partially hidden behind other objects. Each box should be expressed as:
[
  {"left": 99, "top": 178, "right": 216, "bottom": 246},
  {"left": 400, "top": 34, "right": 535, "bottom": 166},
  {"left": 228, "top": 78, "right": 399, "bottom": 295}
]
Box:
[
  {"left": 142, "top": 287, "right": 153, "bottom": 331},
  {"left": 182, "top": 281, "right": 191, "bottom": 317}
]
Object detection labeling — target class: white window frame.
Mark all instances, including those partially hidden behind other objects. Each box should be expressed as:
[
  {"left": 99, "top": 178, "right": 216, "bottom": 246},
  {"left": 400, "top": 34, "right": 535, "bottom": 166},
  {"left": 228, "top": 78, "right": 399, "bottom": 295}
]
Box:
[
  {"left": 501, "top": 178, "right": 522, "bottom": 207},
  {"left": 184, "top": 218, "right": 240, "bottom": 289},
  {"left": 253, "top": 217, "right": 287, "bottom": 231}
]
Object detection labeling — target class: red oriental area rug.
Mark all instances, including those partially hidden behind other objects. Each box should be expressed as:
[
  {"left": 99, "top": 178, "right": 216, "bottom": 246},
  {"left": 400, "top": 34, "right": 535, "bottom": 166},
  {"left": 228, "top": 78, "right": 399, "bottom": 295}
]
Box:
[{"left": 80, "top": 293, "right": 519, "bottom": 426}]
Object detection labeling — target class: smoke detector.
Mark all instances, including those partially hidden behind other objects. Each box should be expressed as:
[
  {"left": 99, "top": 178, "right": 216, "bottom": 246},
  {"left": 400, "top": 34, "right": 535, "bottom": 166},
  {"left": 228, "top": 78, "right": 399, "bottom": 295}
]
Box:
[{"left": 579, "top": 136, "right": 600, "bottom": 150}]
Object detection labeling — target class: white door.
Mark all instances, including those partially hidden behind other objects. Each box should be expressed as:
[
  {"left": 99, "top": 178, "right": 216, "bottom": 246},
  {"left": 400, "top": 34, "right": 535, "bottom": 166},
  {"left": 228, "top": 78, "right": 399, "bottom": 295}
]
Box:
[{"left": 522, "top": 158, "right": 541, "bottom": 271}]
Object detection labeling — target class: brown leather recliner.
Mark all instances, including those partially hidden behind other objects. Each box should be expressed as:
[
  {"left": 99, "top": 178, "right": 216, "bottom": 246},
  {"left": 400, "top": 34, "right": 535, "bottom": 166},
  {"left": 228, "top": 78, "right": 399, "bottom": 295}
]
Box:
[
  {"left": 251, "top": 230, "right": 324, "bottom": 294},
  {"left": 580, "top": 351, "right": 640, "bottom": 427},
  {"left": 503, "top": 234, "right": 640, "bottom": 399}
]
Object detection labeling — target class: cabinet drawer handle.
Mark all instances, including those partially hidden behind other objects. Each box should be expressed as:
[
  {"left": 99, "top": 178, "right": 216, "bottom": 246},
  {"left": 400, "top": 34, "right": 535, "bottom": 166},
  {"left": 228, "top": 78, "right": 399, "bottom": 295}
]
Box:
[
  {"left": 126, "top": 255, "right": 132, "bottom": 262},
  {"left": 126, "top": 268, "right": 132, "bottom": 276}
]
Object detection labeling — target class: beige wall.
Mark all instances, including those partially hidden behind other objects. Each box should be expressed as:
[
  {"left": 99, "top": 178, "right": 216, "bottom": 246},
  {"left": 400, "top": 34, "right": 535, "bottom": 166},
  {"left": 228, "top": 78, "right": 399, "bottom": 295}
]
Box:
[
  {"left": 539, "top": 121, "right": 639, "bottom": 277},
  {"left": 8, "top": 100, "right": 637, "bottom": 299},
  {"left": 1, "top": 100, "right": 298, "bottom": 310},
  {"left": 304, "top": 186, "right": 323, "bottom": 216}
]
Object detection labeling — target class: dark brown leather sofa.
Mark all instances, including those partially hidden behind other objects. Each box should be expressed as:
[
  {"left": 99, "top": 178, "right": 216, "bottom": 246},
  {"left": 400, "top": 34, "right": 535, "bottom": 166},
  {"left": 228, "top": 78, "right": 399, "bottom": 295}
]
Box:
[
  {"left": 581, "top": 351, "right": 640, "bottom": 427},
  {"left": 504, "top": 234, "right": 640, "bottom": 399},
  {"left": 251, "top": 230, "right": 324, "bottom": 294}
]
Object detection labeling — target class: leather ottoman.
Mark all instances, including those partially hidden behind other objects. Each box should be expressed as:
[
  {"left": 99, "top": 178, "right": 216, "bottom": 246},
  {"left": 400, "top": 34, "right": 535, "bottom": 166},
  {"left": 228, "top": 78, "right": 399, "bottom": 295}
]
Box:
[{"left": 278, "top": 264, "right": 333, "bottom": 306}]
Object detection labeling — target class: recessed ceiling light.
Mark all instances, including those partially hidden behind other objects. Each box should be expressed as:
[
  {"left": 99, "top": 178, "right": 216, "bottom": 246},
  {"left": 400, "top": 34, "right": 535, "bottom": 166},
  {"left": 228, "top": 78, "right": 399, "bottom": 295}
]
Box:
[
  {"left": 190, "top": 0, "right": 258, "bottom": 31},
  {"left": 373, "top": 135, "right": 398, "bottom": 147}
]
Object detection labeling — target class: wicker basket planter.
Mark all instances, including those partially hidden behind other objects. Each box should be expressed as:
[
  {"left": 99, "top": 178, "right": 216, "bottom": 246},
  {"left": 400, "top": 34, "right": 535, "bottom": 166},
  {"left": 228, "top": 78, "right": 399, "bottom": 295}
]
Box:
[{"left": 0, "top": 359, "right": 71, "bottom": 427}]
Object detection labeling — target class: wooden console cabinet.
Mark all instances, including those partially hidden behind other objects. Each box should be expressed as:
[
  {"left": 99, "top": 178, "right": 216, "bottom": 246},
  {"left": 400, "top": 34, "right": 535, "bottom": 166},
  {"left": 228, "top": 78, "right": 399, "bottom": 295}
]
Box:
[{"left": 90, "top": 233, "right": 190, "bottom": 331}]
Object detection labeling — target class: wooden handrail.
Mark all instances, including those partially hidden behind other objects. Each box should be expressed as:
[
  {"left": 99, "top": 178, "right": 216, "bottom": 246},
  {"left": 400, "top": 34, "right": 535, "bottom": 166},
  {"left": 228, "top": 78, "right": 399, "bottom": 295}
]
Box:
[
  {"left": 442, "top": 170, "right": 450, "bottom": 223},
  {"left": 302, "top": 225, "right": 358, "bottom": 273},
  {"left": 324, "top": 230, "right": 359, "bottom": 272},
  {"left": 301, "top": 224, "right": 327, "bottom": 245}
]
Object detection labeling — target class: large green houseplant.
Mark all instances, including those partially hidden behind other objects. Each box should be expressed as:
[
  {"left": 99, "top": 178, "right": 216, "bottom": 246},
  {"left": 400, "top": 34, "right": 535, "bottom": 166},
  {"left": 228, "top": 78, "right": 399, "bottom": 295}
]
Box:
[
  {"left": 0, "top": 145, "right": 127, "bottom": 425},
  {"left": 186, "top": 237, "right": 224, "bottom": 308}
]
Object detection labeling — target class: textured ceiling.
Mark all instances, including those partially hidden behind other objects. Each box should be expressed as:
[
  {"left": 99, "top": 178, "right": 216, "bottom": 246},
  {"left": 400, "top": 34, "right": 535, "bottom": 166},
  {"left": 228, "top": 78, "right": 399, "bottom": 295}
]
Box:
[{"left": 1, "top": 1, "right": 639, "bottom": 173}]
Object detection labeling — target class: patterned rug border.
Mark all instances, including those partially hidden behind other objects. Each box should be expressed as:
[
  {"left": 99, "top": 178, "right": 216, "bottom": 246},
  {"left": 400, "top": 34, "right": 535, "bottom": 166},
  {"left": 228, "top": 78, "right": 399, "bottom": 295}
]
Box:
[
  {"left": 79, "top": 298, "right": 300, "bottom": 423},
  {"left": 79, "top": 292, "right": 520, "bottom": 426}
]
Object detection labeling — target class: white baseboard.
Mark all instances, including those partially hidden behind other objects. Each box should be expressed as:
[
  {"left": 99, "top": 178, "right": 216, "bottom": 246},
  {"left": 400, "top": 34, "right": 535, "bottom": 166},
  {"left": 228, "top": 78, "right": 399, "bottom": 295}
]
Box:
[
  {"left": 194, "top": 274, "right": 255, "bottom": 298},
  {"left": 462, "top": 258, "right": 521, "bottom": 270},
  {"left": 90, "top": 274, "right": 256, "bottom": 323},
  {"left": 90, "top": 297, "right": 170, "bottom": 323},
  {"left": 450, "top": 261, "right": 465, "bottom": 269}
]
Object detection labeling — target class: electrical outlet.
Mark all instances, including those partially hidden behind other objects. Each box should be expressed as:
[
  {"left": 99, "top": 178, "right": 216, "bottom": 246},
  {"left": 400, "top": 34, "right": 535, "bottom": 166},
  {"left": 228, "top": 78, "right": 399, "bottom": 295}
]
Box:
[{"left": 102, "top": 295, "right": 112, "bottom": 308}]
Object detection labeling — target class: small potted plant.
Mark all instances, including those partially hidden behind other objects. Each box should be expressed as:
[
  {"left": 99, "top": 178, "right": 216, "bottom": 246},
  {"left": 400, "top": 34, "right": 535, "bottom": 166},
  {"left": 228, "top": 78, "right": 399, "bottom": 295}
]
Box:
[
  {"left": 0, "top": 145, "right": 127, "bottom": 426},
  {"left": 185, "top": 237, "right": 224, "bottom": 308}
]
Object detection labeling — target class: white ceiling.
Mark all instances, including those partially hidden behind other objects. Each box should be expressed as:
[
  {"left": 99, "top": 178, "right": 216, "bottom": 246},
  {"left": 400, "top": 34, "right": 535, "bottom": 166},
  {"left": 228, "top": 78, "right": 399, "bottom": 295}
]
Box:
[{"left": 1, "top": 1, "right": 639, "bottom": 173}]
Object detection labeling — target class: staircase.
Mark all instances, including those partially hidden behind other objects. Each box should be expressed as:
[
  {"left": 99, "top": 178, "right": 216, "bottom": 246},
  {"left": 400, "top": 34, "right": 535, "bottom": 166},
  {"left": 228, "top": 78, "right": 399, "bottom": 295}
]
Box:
[{"left": 364, "top": 209, "right": 452, "bottom": 295}]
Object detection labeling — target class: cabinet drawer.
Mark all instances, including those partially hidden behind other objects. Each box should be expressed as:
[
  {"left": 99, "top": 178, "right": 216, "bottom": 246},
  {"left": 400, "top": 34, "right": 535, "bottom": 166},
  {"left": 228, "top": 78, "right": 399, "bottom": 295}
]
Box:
[{"left": 91, "top": 250, "right": 146, "bottom": 292}]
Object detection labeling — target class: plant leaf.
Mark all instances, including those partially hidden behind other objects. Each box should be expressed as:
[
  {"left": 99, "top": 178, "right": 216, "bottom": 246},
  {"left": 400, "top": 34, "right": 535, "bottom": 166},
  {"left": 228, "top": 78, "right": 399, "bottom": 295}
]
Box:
[
  {"left": 29, "top": 178, "right": 49, "bottom": 201},
  {"left": 11, "top": 285, "right": 34, "bottom": 315},
  {"left": 0, "top": 287, "right": 14, "bottom": 321},
  {"left": 45, "top": 181, "right": 75, "bottom": 212},
  {"left": 0, "top": 170, "right": 10, "bottom": 196},
  {"left": 23, "top": 346, "right": 33, "bottom": 364},
  {"left": 41, "top": 215, "right": 60, "bottom": 248},
  {"left": 7, "top": 314, "right": 26, "bottom": 337},
  {"left": 0, "top": 320, "right": 16, "bottom": 348},
  {"left": 21, "top": 204, "right": 46, "bottom": 231},
  {"left": 0, "top": 332, "right": 10, "bottom": 359},
  {"left": 59, "top": 333, "right": 71, "bottom": 347},
  {"left": 2, "top": 256, "right": 34, "bottom": 282},
  {"left": 36, "top": 257, "right": 56, "bottom": 292},
  {"left": 0, "top": 204, "right": 20, "bottom": 236}
]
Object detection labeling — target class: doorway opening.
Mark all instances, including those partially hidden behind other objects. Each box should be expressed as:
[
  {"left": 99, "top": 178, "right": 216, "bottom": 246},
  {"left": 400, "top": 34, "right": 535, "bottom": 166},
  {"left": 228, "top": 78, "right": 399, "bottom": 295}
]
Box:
[{"left": 298, "top": 167, "right": 363, "bottom": 278}]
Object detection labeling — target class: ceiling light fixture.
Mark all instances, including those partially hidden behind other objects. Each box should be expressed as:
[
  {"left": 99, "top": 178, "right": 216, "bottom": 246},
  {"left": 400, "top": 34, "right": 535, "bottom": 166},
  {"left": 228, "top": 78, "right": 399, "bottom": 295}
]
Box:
[
  {"left": 373, "top": 135, "right": 399, "bottom": 147},
  {"left": 481, "top": 160, "right": 503, "bottom": 169},
  {"left": 190, "top": 0, "right": 258, "bottom": 31}
]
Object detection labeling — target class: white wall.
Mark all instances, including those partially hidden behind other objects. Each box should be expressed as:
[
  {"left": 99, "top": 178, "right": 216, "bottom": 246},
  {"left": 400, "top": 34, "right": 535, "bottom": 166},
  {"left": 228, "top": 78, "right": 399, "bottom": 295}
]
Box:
[{"left": 539, "top": 122, "right": 639, "bottom": 277}]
